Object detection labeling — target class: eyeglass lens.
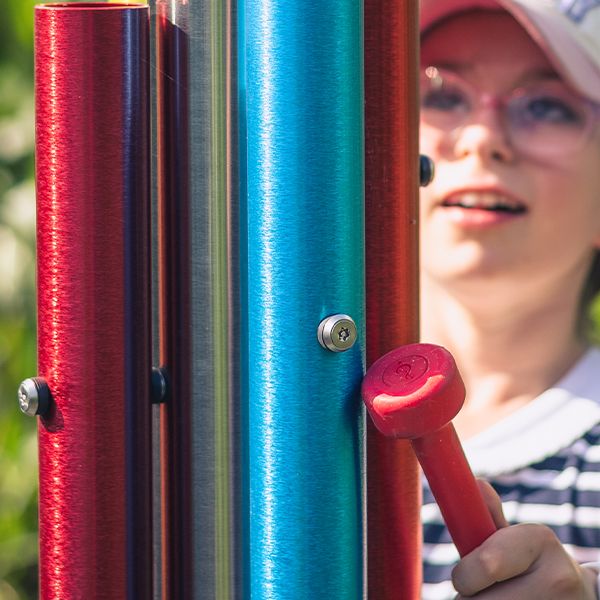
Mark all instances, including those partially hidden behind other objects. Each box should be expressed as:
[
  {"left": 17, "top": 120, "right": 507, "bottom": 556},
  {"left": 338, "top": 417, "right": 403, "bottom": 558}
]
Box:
[{"left": 420, "top": 68, "right": 595, "bottom": 159}]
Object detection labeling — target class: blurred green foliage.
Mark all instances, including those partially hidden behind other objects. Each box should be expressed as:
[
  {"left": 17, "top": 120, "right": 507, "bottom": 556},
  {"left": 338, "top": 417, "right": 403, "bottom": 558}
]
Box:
[{"left": 1, "top": 0, "right": 39, "bottom": 598}]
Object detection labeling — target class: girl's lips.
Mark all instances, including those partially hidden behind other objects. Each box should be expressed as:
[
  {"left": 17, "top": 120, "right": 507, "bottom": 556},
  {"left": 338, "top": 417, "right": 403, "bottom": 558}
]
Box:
[
  {"left": 441, "top": 205, "right": 526, "bottom": 228},
  {"left": 437, "top": 188, "right": 528, "bottom": 228}
]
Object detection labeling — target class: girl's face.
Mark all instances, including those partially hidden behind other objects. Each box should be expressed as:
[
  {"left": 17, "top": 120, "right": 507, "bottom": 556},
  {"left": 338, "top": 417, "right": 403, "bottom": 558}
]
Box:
[{"left": 419, "top": 11, "right": 600, "bottom": 305}]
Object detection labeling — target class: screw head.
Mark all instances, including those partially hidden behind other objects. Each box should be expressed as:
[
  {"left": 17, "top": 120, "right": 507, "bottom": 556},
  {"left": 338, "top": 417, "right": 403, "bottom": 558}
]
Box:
[
  {"left": 151, "top": 367, "right": 168, "bottom": 404},
  {"left": 318, "top": 314, "right": 358, "bottom": 352},
  {"left": 18, "top": 377, "right": 50, "bottom": 417}
]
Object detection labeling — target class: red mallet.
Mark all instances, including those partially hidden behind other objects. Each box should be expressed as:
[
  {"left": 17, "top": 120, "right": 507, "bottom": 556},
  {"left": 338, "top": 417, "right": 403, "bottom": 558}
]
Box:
[{"left": 362, "top": 343, "right": 497, "bottom": 557}]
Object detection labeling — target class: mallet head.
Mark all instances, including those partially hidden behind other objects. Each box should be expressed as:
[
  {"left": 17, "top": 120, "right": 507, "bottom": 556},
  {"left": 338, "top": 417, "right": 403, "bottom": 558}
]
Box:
[{"left": 362, "top": 343, "right": 466, "bottom": 439}]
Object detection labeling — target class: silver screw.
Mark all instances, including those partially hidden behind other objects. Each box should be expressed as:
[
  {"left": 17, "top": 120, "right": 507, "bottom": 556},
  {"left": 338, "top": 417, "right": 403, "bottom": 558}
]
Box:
[
  {"left": 318, "top": 314, "right": 358, "bottom": 352},
  {"left": 18, "top": 377, "right": 50, "bottom": 417}
]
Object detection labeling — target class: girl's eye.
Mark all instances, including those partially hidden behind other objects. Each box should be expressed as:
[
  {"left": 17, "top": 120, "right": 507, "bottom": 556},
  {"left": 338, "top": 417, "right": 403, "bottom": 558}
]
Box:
[
  {"left": 522, "top": 95, "right": 582, "bottom": 125},
  {"left": 421, "top": 87, "right": 469, "bottom": 112}
]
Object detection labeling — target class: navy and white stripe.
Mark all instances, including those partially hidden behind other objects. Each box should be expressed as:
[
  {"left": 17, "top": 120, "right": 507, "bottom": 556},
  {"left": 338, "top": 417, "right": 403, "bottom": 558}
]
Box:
[
  {"left": 422, "top": 424, "right": 600, "bottom": 600},
  {"left": 421, "top": 348, "right": 600, "bottom": 598}
]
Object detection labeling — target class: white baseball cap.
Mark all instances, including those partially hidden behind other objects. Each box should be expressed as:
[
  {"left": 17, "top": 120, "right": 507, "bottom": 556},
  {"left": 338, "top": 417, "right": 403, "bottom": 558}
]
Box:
[{"left": 420, "top": 0, "right": 600, "bottom": 102}]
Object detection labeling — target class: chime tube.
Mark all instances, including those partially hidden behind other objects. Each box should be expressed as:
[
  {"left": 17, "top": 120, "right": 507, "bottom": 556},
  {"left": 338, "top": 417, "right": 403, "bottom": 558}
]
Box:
[
  {"left": 364, "top": 1, "right": 422, "bottom": 598},
  {"left": 155, "top": 0, "right": 241, "bottom": 597},
  {"left": 35, "top": 4, "right": 151, "bottom": 598},
  {"left": 243, "top": 0, "right": 365, "bottom": 597}
]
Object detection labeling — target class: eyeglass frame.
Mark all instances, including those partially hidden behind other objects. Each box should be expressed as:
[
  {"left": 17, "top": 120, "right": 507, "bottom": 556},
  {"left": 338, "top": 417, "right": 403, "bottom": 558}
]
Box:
[{"left": 419, "top": 66, "right": 600, "bottom": 161}]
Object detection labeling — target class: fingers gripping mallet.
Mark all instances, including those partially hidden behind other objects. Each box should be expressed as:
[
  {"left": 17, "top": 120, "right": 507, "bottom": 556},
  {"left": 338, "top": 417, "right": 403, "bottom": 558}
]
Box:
[{"left": 362, "top": 343, "right": 497, "bottom": 557}]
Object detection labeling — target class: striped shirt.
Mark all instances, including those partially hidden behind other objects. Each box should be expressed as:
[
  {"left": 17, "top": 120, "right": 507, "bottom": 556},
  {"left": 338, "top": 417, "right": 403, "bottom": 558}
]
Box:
[{"left": 422, "top": 348, "right": 600, "bottom": 600}]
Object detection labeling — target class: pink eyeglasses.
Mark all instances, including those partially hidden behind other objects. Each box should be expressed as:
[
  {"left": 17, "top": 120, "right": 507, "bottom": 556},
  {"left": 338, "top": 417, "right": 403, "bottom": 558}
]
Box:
[{"left": 420, "top": 66, "right": 600, "bottom": 161}]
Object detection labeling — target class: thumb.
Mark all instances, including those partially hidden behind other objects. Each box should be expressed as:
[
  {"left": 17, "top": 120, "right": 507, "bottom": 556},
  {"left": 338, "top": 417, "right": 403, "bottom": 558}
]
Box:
[{"left": 477, "top": 479, "right": 509, "bottom": 529}]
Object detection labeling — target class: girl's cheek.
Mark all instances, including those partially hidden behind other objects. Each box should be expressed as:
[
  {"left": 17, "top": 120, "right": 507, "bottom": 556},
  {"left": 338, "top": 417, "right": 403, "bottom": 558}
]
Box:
[{"left": 420, "top": 126, "right": 450, "bottom": 160}]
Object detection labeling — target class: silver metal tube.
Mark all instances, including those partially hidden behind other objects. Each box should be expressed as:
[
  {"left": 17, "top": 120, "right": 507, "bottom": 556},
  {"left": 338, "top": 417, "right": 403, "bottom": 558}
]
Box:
[{"left": 154, "top": 0, "right": 240, "bottom": 597}]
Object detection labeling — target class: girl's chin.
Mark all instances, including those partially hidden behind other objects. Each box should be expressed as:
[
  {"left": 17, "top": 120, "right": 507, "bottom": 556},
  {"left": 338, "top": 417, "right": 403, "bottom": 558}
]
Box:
[
  {"left": 421, "top": 253, "right": 519, "bottom": 286},
  {"left": 421, "top": 268, "right": 523, "bottom": 310}
]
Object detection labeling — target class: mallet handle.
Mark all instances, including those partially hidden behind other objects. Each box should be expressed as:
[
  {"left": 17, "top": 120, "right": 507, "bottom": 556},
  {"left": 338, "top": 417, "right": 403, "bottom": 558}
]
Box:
[{"left": 413, "top": 423, "right": 497, "bottom": 556}]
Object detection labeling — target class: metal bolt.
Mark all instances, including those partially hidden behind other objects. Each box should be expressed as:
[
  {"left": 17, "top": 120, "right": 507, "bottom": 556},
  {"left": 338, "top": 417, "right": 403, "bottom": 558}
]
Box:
[
  {"left": 318, "top": 314, "right": 358, "bottom": 352},
  {"left": 420, "top": 154, "right": 435, "bottom": 187},
  {"left": 18, "top": 377, "right": 51, "bottom": 417},
  {"left": 151, "top": 367, "right": 168, "bottom": 404}
]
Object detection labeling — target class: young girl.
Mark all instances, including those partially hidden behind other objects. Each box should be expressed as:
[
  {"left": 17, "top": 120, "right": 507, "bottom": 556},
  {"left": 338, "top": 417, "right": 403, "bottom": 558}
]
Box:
[{"left": 418, "top": 1, "right": 600, "bottom": 598}]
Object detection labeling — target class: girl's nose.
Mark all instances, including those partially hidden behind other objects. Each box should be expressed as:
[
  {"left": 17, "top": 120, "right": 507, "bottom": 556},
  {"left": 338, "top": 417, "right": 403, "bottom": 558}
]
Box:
[{"left": 453, "top": 108, "right": 516, "bottom": 164}]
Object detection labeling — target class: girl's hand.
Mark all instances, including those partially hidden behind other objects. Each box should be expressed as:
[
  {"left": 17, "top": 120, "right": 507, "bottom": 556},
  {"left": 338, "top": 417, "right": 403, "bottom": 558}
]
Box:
[{"left": 452, "top": 480, "right": 599, "bottom": 599}]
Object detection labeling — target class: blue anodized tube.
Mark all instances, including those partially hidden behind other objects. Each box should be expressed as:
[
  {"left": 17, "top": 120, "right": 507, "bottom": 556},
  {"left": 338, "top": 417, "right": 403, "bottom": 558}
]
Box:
[{"left": 243, "top": 0, "right": 365, "bottom": 597}]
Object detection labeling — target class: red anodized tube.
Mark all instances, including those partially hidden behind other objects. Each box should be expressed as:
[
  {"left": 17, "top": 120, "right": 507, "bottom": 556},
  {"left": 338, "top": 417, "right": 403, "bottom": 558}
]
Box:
[
  {"left": 35, "top": 4, "right": 151, "bottom": 598},
  {"left": 363, "top": 344, "right": 497, "bottom": 557},
  {"left": 364, "top": 0, "right": 422, "bottom": 596}
]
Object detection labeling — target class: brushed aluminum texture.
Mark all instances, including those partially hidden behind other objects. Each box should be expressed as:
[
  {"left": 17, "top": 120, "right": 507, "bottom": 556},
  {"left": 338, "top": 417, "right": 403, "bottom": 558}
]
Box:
[
  {"left": 34, "top": 4, "right": 152, "bottom": 599},
  {"left": 243, "top": 0, "right": 365, "bottom": 597},
  {"left": 364, "top": 1, "right": 421, "bottom": 597},
  {"left": 155, "top": 0, "right": 241, "bottom": 597}
]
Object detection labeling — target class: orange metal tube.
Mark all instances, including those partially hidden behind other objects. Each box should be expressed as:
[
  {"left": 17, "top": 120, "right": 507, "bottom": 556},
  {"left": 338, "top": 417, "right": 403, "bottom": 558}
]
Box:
[{"left": 364, "top": 0, "right": 422, "bottom": 597}]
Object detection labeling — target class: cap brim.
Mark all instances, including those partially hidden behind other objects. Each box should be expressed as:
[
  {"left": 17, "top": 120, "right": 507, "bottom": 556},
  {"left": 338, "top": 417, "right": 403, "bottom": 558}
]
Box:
[{"left": 420, "top": 0, "right": 600, "bottom": 102}]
